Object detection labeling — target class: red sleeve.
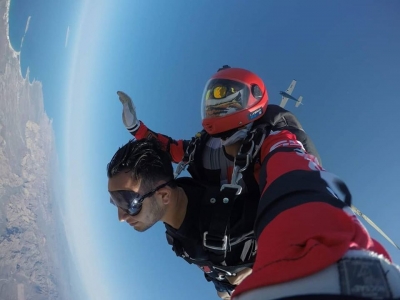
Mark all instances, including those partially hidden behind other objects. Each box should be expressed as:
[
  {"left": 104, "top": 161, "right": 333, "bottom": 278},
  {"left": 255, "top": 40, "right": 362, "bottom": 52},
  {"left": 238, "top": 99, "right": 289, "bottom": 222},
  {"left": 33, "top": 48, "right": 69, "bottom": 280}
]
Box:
[
  {"left": 258, "top": 129, "right": 322, "bottom": 193},
  {"left": 132, "top": 121, "right": 186, "bottom": 163},
  {"left": 233, "top": 129, "right": 391, "bottom": 297}
]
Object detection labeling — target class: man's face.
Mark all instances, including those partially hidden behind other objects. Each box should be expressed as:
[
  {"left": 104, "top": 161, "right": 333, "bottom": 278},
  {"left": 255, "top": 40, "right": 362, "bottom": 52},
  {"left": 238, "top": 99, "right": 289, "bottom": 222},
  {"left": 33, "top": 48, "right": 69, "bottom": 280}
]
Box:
[{"left": 108, "top": 172, "right": 166, "bottom": 232}]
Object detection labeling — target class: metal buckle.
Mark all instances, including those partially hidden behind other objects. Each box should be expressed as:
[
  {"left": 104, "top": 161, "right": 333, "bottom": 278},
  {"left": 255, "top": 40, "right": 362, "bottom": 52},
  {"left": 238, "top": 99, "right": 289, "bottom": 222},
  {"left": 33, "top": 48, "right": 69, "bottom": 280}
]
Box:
[
  {"left": 220, "top": 183, "right": 242, "bottom": 195},
  {"left": 213, "top": 266, "right": 236, "bottom": 277},
  {"left": 203, "top": 232, "right": 228, "bottom": 251},
  {"left": 237, "top": 152, "right": 252, "bottom": 173}
]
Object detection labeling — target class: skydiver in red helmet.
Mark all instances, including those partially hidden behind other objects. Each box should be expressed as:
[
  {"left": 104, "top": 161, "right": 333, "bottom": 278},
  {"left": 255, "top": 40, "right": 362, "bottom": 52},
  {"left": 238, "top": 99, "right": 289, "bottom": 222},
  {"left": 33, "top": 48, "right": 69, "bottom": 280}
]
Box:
[{"left": 116, "top": 66, "right": 400, "bottom": 299}]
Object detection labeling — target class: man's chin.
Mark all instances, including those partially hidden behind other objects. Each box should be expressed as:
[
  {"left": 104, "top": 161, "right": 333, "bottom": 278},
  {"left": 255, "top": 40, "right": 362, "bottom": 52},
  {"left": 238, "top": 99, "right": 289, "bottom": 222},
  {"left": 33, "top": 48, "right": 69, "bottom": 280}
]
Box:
[{"left": 132, "top": 223, "right": 155, "bottom": 232}]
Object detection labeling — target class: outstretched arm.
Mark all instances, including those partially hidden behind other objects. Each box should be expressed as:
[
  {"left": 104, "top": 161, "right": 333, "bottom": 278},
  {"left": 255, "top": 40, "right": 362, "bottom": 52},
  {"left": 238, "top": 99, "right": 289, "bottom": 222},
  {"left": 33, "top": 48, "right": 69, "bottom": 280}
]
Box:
[{"left": 117, "top": 91, "right": 188, "bottom": 163}]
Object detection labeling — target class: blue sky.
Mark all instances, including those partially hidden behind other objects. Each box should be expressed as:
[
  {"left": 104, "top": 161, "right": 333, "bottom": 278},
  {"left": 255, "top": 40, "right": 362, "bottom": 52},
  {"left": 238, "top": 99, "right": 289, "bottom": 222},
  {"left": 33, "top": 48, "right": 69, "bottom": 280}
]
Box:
[{"left": 8, "top": 0, "right": 400, "bottom": 299}]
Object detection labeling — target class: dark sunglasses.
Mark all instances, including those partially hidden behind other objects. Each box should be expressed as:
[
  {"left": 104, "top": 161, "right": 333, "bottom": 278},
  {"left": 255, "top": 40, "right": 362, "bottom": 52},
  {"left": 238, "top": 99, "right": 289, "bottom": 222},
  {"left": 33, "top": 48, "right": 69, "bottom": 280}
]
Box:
[{"left": 109, "top": 181, "right": 172, "bottom": 216}]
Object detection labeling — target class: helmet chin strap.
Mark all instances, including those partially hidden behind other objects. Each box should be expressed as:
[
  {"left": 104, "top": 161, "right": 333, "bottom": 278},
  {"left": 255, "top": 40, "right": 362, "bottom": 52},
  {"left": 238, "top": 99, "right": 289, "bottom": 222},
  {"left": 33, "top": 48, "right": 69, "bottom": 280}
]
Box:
[{"left": 221, "top": 123, "right": 253, "bottom": 146}]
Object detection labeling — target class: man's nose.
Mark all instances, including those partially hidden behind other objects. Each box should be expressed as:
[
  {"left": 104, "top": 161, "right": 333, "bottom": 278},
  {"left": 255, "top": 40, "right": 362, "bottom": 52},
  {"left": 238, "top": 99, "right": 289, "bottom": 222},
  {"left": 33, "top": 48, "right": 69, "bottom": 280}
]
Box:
[{"left": 118, "top": 207, "right": 129, "bottom": 222}]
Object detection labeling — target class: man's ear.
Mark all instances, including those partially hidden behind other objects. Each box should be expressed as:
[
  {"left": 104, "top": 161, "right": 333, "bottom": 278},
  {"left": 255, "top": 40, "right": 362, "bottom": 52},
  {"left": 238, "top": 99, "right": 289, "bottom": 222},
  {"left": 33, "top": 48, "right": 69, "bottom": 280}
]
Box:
[{"left": 157, "top": 186, "right": 171, "bottom": 205}]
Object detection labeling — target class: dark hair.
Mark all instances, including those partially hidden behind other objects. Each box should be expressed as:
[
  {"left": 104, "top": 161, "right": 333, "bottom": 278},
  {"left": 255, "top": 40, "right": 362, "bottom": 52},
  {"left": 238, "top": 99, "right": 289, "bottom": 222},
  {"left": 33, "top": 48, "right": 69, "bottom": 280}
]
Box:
[{"left": 107, "top": 138, "right": 176, "bottom": 189}]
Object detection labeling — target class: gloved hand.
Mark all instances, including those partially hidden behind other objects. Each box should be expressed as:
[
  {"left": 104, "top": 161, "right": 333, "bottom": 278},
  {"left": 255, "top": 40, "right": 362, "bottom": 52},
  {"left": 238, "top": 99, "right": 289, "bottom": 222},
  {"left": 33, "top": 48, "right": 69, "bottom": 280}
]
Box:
[{"left": 117, "top": 91, "right": 141, "bottom": 133}]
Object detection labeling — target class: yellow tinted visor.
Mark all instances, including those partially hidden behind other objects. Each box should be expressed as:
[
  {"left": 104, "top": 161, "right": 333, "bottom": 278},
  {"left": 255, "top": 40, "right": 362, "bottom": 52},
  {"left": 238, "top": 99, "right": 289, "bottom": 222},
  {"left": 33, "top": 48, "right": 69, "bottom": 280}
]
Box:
[{"left": 213, "top": 86, "right": 227, "bottom": 99}]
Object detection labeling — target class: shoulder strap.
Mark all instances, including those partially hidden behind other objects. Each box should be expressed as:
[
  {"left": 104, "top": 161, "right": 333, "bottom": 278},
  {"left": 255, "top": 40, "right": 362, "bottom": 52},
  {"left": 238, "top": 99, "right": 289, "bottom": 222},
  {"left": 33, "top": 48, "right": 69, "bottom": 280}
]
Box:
[
  {"left": 174, "top": 130, "right": 209, "bottom": 179},
  {"left": 228, "top": 125, "right": 269, "bottom": 190}
]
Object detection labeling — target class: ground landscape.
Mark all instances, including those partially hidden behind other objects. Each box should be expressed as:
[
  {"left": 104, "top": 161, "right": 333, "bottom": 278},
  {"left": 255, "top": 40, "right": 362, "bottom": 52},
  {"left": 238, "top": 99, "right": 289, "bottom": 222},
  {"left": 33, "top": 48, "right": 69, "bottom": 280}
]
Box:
[{"left": 0, "top": 0, "right": 83, "bottom": 299}]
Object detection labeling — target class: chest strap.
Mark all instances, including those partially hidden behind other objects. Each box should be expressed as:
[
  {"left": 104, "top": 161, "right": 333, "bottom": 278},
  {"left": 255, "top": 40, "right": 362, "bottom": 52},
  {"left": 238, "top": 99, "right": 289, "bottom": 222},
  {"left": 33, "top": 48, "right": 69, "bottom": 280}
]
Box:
[
  {"left": 166, "top": 230, "right": 254, "bottom": 280},
  {"left": 200, "top": 185, "right": 240, "bottom": 262}
]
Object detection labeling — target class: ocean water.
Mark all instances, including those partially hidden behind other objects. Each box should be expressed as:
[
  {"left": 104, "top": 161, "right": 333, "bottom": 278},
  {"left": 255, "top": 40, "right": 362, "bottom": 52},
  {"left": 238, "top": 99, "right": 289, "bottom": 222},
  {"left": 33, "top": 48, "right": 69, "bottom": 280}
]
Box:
[{"left": 8, "top": 0, "right": 81, "bottom": 137}]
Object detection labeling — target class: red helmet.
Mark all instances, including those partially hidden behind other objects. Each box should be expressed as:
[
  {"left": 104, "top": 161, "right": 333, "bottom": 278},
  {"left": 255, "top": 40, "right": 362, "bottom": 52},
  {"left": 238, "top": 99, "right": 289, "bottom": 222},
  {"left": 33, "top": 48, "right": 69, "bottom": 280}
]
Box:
[{"left": 201, "top": 67, "right": 268, "bottom": 136}]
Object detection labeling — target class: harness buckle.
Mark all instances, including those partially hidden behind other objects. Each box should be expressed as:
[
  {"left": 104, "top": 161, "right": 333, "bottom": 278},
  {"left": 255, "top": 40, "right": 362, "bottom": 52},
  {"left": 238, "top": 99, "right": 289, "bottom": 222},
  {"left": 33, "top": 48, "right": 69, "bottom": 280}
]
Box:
[
  {"left": 235, "top": 151, "right": 253, "bottom": 173},
  {"left": 213, "top": 266, "right": 236, "bottom": 277},
  {"left": 203, "top": 231, "right": 228, "bottom": 251},
  {"left": 220, "top": 183, "right": 242, "bottom": 195}
]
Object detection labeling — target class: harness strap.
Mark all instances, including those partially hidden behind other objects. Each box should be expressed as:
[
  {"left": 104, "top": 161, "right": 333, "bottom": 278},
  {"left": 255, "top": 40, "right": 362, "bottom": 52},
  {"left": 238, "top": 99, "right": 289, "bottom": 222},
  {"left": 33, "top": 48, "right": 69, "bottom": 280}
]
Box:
[
  {"left": 230, "top": 126, "right": 269, "bottom": 188},
  {"left": 201, "top": 186, "right": 239, "bottom": 262},
  {"left": 172, "top": 127, "right": 267, "bottom": 262},
  {"left": 174, "top": 131, "right": 203, "bottom": 178},
  {"left": 166, "top": 229, "right": 254, "bottom": 279}
]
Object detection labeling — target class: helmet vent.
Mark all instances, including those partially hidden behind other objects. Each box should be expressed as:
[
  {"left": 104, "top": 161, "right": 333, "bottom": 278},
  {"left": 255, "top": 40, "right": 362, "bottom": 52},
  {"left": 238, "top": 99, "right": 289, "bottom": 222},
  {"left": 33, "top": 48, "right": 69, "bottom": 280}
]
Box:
[{"left": 251, "top": 85, "right": 263, "bottom": 100}]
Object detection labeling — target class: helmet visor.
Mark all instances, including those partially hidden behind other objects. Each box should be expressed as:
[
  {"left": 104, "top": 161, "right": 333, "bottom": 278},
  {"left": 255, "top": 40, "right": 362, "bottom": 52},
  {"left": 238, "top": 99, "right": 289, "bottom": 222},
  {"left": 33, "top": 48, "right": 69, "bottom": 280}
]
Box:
[{"left": 201, "top": 79, "right": 250, "bottom": 119}]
